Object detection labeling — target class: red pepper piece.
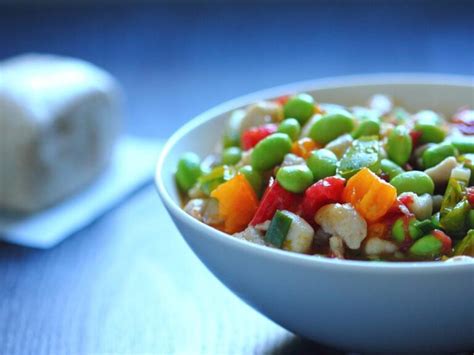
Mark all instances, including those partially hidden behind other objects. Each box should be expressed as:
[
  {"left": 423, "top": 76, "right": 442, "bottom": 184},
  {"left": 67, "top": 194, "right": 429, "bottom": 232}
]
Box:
[
  {"left": 274, "top": 95, "right": 291, "bottom": 106},
  {"left": 302, "top": 176, "right": 346, "bottom": 223},
  {"left": 250, "top": 178, "right": 301, "bottom": 226},
  {"left": 241, "top": 124, "right": 278, "bottom": 150},
  {"left": 409, "top": 130, "right": 423, "bottom": 147},
  {"left": 432, "top": 229, "right": 452, "bottom": 254}
]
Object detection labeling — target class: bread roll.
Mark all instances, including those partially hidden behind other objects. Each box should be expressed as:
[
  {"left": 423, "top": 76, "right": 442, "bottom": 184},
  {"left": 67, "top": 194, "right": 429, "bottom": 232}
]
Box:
[{"left": 0, "top": 54, "right": 121, "bottom": 212}]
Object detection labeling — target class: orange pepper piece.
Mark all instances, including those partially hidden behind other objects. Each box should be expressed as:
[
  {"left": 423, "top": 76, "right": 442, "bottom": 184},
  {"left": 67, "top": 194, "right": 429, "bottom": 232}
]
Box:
[
  {"left": 291, "top": 138, "right": 319, "bottom": 159},
  {"left": 211, "top": 174, "right": 259, "bottom": 234},
  {"left": 343, "top": 168, "right": 397, "bottom": 223}
]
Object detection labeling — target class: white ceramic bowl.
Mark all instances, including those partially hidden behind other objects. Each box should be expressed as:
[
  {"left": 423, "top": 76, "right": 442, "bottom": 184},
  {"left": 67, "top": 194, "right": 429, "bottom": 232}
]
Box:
[{"left": 156, "top": 74, "right": 474, "bottom": 352}]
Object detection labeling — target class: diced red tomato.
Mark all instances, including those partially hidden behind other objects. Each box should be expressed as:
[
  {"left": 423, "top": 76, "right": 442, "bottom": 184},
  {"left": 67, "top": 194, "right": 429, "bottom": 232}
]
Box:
[
  {"left": 432, "top": 229, "right": 452, "bottom": 254},
  {"left": 250, "top": 178, "right": 301, "bottom": 225},
  {"left": 302, "top": 176, "right": 346, "bottom": 223},
  {"left": 467, "top": 187, "right": 474, "bottom": 207},
  {"left": 241, "top": 124, "right": 278, "bottom": 150},
  {"left": 398, "top": 194, "right": 414, "bottom": 208}
]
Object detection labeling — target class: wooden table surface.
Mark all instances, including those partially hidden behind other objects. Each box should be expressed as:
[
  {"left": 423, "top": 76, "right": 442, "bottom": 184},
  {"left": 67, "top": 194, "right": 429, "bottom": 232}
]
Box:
[{"left": 0, "top": 2, "right": 473, "bottom": 354}]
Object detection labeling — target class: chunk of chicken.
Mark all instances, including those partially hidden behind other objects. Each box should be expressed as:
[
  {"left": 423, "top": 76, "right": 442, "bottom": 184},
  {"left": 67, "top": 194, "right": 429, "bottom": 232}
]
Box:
[
  {"left": 329, "top": 236, "right": 344, "bottom": 259},
  {"left": 325, "top": 133, "right": 353, "bottom": 159},
  {"left": 399, "top": 192, "right": 433, "bottom": 220},
  {"left": 315, "top": 203, "right": 367, "bottom": 250},
  {"left": 183, "top": 198, "right": 223, "bottom": 225},
  {"left": 364, "top": 237, "right": 398, "bottom": 256},
  {"left": 233, "top": 226, "right": 266, "bottom": 246},
  {"left": 280, "top": 211, "right": 314, "bottom": 253},
  {"left": 281, "top": 153, "right": 306, "bottom": 167},
  {"left": 239, "top": 101, "right": 283, "bottom": 132},
  {"left": 424, "top": 156, "right": 459, "bottom": 185},
  {"left": 184, "top": 198, "right": 207, "bottom": 221}
]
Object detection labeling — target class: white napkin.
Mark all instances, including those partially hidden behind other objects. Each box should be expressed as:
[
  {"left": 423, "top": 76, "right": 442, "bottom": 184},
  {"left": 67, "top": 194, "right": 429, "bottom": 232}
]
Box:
[{"left": 0, "top": 136, "right": 162, "bottom": 249}]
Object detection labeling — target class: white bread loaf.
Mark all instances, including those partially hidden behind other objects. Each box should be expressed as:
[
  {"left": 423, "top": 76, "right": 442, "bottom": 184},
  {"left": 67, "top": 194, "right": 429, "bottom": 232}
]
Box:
[{"left": 0, "top": 54, "right": 121, "bottom": 212}]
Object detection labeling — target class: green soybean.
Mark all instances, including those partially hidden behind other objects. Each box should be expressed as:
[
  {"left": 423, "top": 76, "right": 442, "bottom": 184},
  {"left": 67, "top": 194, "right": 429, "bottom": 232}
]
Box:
[
  {"left": 239, "top": 165, "right": 263, "bottom": 196},
  {"left": 392, "top": 217, "right": 422, "bottom": 243},
  {"left": 409, "top": 234, "right": 443, "bottom": 258},
  {"left": 276, "top": 164, "right": 314, "bottom": 193},
  {"left": 283, "top": 93, "right": 315, "bottom": 125},
  {"left": 451, "top": 137, "right": 474, "bottom": 154},
  {"left": 251, "top": 133, "right": 292, "bottom": 171},
  {"left": 176, "top": 152, "right": 202, "bottom": 192},
  {"left": 309, "top": 111, "right": 355, "bottom": 145},
  {"left": 278, "top": 118, "right": 301, "bottom": 141},
  {"left": 381, "top": 159, "right": 405, "bottom": 180},
  {"left": 414, "top": 112, "right": 446, "bottom": 144},
  {"left": 422, "top": 143, "right": 457, "bottom": 169},
  {"left": 306, "top": 149, "right": 338, "bottom": 181},
  {"left": 352, "top": 119, "right": 380, "bottom": 139},
  {"left": 387, "top": 125, "right": 413, "bottom": 166},
  {"left": 390, "top": 171, "right": 434, "bottom": 195},
  {"left": 222, "top": 147, "right": 242, "bottom": 165}
]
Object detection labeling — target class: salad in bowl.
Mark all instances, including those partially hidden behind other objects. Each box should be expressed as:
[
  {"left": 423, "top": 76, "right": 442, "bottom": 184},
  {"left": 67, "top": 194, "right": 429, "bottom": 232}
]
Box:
[{"left": 175, "top": 92, "right": 474, "bottom": 262}]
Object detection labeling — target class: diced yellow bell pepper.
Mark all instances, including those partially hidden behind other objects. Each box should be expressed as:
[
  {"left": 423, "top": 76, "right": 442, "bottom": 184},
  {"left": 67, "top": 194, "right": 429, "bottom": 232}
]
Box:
[
  {"left": 211, "top": 173, "right": 259, "bottom": 233},
  {"left": 343, "top": 168, "right": 397, "bottom": 222}
]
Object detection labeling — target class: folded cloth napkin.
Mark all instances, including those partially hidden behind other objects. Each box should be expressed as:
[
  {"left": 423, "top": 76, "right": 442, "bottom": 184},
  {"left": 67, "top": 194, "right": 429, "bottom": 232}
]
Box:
[{"left": 0, "top": 136, "right": 162, "bottom": 249}]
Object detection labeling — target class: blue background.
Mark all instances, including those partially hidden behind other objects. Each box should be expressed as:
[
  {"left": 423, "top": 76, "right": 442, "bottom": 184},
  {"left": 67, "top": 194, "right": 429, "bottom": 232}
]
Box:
[{"left": 1, "top": 1, "right": 473, "bottom": 138}]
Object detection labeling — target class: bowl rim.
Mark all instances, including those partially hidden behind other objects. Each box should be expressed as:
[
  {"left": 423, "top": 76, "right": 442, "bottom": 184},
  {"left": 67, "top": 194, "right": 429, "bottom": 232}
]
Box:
[{"left": 156, "top": 73, "right": 474, "bottom": 271}]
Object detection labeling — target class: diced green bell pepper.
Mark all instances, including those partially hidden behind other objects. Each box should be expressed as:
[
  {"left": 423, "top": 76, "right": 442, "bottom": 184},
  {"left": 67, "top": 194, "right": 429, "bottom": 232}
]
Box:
[
  {"left": 454, "top": 229, "right": 474, "bottom": 256},
  {"left": 199, "top": 165, "right": 236, "bottom": 195},
  {"left": 337, "top": 137, "right": 381, "bottom": 178}
]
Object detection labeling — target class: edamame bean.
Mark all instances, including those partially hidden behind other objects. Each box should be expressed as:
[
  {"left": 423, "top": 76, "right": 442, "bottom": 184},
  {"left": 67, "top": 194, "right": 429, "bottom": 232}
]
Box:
[
  {"left": 422, "top": 143, "right": 457, "bottom": 169},
  {"left": 276, "top": 164, "right": 314, "bottom": 193},
  {"left": 283, "top": 93, "right": 315, "bottom": 125},
  {"left": 222, "top": 147, "right": 242, "bottom": 165},
  {"left": 239, "top": 165, "right": 263, "bottom": 196},
  {"left": 414, "top": 112, "right": 446, "bottom": 144},
  {"left": 381, "top": 159, "right": 404, "bottom": 180},
  {"left": 309, "top": 111, "right": 355, "bottom": 145},
  {"left": 390, "top": 171, "right": 434, "bottom": 195},
  {"left": 251, "top": 133, "right": 292, "bottom": 171},
  {"left": 352, "top": 119, "right": 380, "bottom": 139},
  {"left": 306, "top": 149, "right": 338, "bottom": 181},
  {"left": 409, "top": 234, "right": 442, "bottom": 258},
  {"left": 387, "top": 125, "right": 412, "bottom": 166},
  {"left": 176, "top": 152, "right": 202, "bottom": 192},
  {"left": 277, "top": 118, "right": 301, "bottom": 141},
  {"left": 451, "top": 137, "right": 474, "bottom": 154},
  {"left": 392, "top": 217, "right": 422, "bottom": 243}
]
